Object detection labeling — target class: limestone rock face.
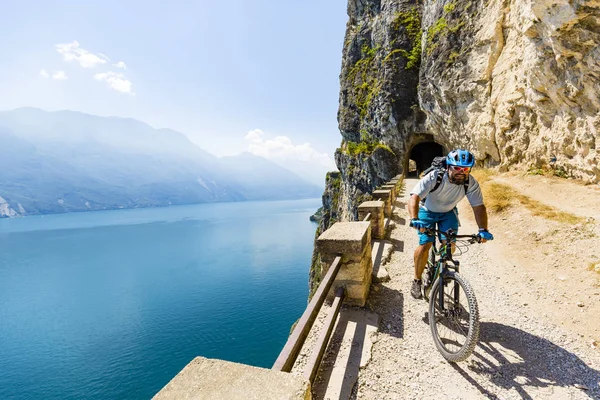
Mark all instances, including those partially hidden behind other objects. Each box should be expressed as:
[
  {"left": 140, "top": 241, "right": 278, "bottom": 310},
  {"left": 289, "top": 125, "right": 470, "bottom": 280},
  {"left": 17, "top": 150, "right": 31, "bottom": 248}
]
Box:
[{"left": 420, "top": 0, "right": 600, "bottom": 181}]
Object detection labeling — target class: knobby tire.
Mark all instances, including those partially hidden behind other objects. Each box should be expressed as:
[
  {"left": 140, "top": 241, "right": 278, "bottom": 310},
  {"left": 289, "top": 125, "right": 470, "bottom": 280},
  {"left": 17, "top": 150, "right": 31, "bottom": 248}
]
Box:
[{"left": 428, "top": 271, "right": 480, "bottom": 362}]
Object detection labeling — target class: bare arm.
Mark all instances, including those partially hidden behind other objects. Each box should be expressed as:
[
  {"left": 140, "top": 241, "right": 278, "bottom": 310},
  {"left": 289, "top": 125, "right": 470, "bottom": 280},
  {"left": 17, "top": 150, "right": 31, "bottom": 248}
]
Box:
[
  {"left": 472, "top": 204, "right": 488, "bottom": 230},
  {"left": 408, "top": 194, "right": 420, "bottom": 220}
]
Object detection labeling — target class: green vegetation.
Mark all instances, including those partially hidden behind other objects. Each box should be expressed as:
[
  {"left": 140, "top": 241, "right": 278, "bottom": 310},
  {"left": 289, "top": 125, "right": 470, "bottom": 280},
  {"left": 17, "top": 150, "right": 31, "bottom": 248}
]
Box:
[
  {"left": 347, "top": 44, "right": 381, "bottom": 118},
  {"left": 387, "top": 9, "right": 422, "bottom": 70},
  {"left": 345, "top": 141, "right": 396, "bottom": 157},
  {"left": 448, "top": 21, "right": 466, "bottom": 33},
  {"left": 527, "top": 167, "right": 545, "bottom": 176},
  {"left": 527, "top": 165, "right": 570, "bottom": 179},
  {"left": 553, "top": 167, "right": 569, "bottom": 178},
  {"left": 426, "top": 17, "right": 448, "bottom": 55},
  {"left": 428, "top": 17, "right": 448, "bottom": 39},
  {"left": 327, "top": 173, "right": 342, "bottom": 211},
  {"left": 383, "top": 49, "right": 402, "bottom": 64},
  {"left": 446, "top": 50, "right": 460, "bottom": 65},
  {"left": 444, "top": 2, "right": 457, "bottom": 13},
  {"left": 326, "top": 171, "right": 342, "bottom": 188},
  {"left": 425, "top": 1, "right": 465, "bottom": 57},
  {"left": 343, "top": 129, "right": 396, "bottom": 157}
]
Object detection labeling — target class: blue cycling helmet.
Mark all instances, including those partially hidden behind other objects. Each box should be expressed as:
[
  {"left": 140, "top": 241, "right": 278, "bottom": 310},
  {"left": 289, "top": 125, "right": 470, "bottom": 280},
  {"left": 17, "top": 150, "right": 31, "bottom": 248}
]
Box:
[{"left": 446, "top": 149, "right": 475, "bottom": 167}]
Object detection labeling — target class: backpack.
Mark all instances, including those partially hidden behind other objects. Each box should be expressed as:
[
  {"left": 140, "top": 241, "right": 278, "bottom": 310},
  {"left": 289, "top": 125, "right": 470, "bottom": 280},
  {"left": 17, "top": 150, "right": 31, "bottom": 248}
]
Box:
[{"left": 421, "top": 156, "right": 469, "bottom": 199}]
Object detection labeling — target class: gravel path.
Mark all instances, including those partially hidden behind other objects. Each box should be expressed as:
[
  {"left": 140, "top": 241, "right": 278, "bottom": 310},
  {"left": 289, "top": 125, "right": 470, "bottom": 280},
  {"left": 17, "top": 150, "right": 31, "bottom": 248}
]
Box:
[{"left": 350, "top": 178, "right": 600, "bottom": 400}]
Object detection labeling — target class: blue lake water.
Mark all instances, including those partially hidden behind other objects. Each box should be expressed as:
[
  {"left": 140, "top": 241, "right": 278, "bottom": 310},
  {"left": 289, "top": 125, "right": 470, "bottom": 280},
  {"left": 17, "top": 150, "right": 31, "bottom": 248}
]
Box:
[{"left": 0, "top": 198, "right": 321, "bottom": 399}]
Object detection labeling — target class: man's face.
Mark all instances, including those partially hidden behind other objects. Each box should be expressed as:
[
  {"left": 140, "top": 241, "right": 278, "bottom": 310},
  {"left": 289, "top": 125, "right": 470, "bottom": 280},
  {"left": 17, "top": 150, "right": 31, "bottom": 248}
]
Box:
[{"left": 448, "top": 165, "right": 471, "bottom": 184}]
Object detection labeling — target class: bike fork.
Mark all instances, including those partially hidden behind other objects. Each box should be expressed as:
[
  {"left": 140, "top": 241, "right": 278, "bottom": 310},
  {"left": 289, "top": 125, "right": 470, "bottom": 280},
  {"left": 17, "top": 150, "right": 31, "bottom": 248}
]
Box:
[
  {"left": 453, "top": 262, "right": 460, "bottom": 307},
  {"left": 437, "top": 268, "right": 460, "bottom": 312},
  {"left": 437, "top": 269, "right": 445, "bottom": 312}
]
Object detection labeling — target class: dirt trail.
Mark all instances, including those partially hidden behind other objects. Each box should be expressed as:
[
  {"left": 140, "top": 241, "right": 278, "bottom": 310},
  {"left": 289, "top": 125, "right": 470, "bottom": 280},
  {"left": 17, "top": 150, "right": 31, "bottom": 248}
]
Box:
[
  {"left": 493, "top": 173, "right": 600, "bottom": 221},
  {"left": 475, "top": 172, "right": 600, "bottom": 343},
  {"left": 349, "top": 175, "right": 600, "bottom": 400}
]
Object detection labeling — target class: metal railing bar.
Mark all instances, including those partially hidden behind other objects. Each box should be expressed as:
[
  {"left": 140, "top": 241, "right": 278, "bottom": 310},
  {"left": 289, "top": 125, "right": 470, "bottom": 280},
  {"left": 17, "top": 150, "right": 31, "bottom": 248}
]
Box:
[
  {"left": 272, "top": 255, "right": 343, "bottom": 372},
  {"left": 303, "top": 287, "right": 345, "bottom": 383}
]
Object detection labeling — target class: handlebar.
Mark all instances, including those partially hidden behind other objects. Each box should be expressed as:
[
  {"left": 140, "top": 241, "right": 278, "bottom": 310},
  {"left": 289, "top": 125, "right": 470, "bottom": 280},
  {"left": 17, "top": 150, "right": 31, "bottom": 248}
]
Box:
[{"left": 423, "top": 228, "right": 483, "bottom": 244}]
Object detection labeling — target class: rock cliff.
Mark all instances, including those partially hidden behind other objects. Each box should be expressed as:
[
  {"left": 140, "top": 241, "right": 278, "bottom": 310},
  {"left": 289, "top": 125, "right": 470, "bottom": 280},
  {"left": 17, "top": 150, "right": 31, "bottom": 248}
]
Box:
[
  {"left": 420, "top": 0, "right": 599, "bottom": 180},
  {"left": 309, "top": 0, "right": 599, "bottom": 294}
]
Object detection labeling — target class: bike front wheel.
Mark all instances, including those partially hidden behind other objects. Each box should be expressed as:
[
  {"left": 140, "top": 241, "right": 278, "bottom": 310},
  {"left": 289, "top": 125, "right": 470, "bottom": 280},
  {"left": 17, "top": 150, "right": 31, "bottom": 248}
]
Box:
[{"left": 428, "top": 271, "right": 480, "bottom": 362}]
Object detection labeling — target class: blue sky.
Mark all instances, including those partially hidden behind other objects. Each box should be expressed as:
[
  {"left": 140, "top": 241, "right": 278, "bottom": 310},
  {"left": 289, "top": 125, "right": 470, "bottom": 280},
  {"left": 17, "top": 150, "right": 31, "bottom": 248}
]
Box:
[{"left": 0, "top": 0, "right": 348, "bottom": 173}]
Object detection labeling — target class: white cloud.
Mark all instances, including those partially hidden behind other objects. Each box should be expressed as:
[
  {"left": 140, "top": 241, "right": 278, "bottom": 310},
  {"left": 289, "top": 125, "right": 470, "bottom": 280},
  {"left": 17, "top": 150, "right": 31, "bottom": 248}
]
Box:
[
  {"left": 244, "top": 129, "right": 336, "bottom": 169},
  {"left": 52, "top": 71, "right": 68, "bottom": 80},
  {"left": 245, "top": 129, "right": 264, "bottom": 143},
  {"left": 113, "top": 61, "right": 127, "bottom": 69},
  {"left": 40, "top": 69, "right": 49, "bottom": 78},
  {"left": 94, "top": 71, "right": 134, "bottom": 94},
  {"left": 55, "top": 40, "right": 109, "bottom": 68}
]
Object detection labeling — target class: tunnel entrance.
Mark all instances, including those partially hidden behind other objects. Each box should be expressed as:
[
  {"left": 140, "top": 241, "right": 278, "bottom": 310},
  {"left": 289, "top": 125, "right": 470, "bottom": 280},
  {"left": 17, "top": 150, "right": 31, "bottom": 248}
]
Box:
[{"left": 407, "top": 142, "right": 445, "bottom": 177}]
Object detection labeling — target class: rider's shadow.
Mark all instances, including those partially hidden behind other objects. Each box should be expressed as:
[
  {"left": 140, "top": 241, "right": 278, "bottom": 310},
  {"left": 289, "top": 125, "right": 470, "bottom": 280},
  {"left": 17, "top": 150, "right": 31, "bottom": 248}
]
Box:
[
  {"left": 453, "top": 322, "right": 600, "bottom": 399},
  {"left": 391, "top": 214, "right": 406, "bottom": 225},
  {"left": 393, "top": 200, "right": 406, "bottom": 210},
  {"left": 366, "top": 284, "right": 404, "bottom": 339}
]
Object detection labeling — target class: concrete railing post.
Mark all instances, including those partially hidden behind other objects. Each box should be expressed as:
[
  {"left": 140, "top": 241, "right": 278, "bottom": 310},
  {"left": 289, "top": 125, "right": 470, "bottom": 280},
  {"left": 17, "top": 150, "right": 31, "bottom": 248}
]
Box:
[
  {"left": 153, "top": 357, "right": 311, "bottom": 399},
  {"left": 357, "top": 201, "right": 385, "bottom": 239},
  {"left": 372, "top": 189, "right": 392, "bottom": 217},
  {"left": 316, "top": 222, "right": 372, "bottom": 307},
  {"left": 380, "top": 184, "right": 396, "bottom": 200}
]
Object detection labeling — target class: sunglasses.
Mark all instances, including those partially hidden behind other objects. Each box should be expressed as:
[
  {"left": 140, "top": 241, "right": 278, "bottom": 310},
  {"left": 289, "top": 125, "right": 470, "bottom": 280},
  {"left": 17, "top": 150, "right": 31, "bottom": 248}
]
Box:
[{"left": 449, "top": 165, "right": 471, "bottom": 172}]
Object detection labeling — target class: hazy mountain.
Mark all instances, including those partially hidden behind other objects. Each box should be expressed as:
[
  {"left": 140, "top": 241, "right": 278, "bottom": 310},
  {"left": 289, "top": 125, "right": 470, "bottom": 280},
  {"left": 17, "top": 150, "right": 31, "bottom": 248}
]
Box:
[
  {"left": 219, "top": 152, "right": 323, "bottom": 200},
  {"left": 0, "top": 108, "right": 322, "bottom": 217},
  {"left": 267, "top": 157, "right": 332, "bottom": 188}
]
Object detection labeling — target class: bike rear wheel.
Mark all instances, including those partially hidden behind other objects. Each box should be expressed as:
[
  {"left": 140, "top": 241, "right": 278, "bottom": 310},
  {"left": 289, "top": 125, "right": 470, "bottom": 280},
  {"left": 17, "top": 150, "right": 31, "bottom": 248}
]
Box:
[{"left": 428, "top": 271, "right": 479, "bottom": 362}]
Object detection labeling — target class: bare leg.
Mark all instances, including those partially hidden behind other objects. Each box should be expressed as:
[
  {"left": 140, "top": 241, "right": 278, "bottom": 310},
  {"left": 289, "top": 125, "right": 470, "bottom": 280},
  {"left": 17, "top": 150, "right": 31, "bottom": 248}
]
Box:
[
  {"left": 414, "top": 242, "right": 433, "bottom": 280},
  {"left": 441, "top": 241, "right": 456, "bottom": 254}
]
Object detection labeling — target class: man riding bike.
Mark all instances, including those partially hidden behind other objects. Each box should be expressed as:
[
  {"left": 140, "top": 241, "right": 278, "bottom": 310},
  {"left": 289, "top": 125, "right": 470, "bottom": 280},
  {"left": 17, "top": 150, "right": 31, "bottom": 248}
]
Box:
[{"left": 408, "top": 149, "right": 494, "bottom": 299}]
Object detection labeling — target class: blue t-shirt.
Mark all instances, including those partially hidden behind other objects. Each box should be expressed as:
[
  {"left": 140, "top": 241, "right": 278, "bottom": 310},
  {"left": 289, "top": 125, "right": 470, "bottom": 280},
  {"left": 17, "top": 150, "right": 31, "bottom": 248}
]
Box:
[{"left": 410, "top": 170, "right": 484, "bottom": 213}]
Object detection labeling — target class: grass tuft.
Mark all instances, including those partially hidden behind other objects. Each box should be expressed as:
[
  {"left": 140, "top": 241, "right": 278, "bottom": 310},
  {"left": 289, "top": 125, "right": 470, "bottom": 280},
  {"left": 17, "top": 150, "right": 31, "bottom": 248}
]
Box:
[
  {"left": 470, "top": 168, "right": 497, "bottom": 186},
  {"left": 483, "top": 182, "right": 514, "bottom": 212},
  {"left": 588, "top": 262, "right": 600, "bottom": 274},
  {"left": 473, "top": 170, "right": 585, "bottom": 224}
]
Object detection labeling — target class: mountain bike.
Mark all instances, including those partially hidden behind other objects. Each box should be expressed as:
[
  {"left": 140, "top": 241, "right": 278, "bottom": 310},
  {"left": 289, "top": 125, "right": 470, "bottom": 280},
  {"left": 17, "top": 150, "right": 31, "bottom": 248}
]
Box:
[{"left": 421, "top": 228, "right": 483, "bottom": 362}]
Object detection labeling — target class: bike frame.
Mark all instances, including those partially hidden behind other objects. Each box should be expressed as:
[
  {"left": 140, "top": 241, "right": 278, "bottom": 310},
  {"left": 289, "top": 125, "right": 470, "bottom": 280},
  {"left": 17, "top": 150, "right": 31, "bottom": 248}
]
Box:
[{"left": 427, "top": 229, "right": 479, "bottom": 312}]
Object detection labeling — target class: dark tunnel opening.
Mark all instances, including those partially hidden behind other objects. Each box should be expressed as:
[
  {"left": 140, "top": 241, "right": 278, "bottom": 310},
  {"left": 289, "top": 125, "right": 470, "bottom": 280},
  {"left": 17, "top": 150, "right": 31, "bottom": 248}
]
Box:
[{"left": 407, "top": 142, "right": 445, "bottom": 177}]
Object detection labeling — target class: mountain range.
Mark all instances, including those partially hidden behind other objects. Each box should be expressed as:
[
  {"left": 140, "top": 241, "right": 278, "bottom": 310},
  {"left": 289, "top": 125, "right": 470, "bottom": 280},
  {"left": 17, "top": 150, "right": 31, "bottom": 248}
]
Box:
[{"left": 0, "top": 108, "right": 325, "bottom": 217}]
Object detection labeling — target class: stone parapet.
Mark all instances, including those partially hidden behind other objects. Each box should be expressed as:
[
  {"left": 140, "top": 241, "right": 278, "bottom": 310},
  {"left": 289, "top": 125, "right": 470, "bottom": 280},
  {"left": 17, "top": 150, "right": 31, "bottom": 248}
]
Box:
[
  {"left": 316, "top": 222, "right": 372, "bottom": 307},
  {"left": 388, "top": 178, "right": 402, "bottom": 190},
  {"left": 153, "top": 356, "right": 311, "bottom": 400},
  {"left": 357, "top": 201, "right": 385, "bottom": 239},
  {"left": 380, "top": 184, "right": 396, "bottom": 200},
  {"left": 372, "top": 189, "right": 392, "bottom": 217}
]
